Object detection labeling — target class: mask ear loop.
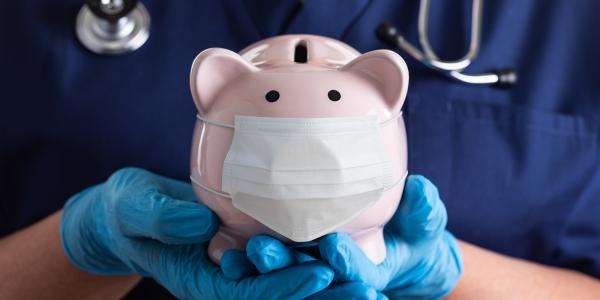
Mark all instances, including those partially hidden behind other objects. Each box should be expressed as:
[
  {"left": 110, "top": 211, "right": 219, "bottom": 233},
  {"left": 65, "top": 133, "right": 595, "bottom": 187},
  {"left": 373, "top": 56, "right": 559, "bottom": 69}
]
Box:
[
  {"left": 192, "top": 115, "right": 234, "bottom": 198},
  {"left": 379, "top": 111, "right": 403, "bottom": 126},
  {"left": 190, "top": 176, "right": 232, "bottom": 198},
  {"left": 196, "top": 115, "right": 235, "bottom": 128},
  {"left": 383, "top": 171, "right": 408, "bottom": 192}
]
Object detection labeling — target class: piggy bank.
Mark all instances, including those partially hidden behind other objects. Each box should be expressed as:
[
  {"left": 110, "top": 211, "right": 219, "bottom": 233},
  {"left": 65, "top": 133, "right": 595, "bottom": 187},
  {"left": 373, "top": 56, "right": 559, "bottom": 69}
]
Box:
[{"left": 189, "top": 35, "right": 408, "bottom": 265}]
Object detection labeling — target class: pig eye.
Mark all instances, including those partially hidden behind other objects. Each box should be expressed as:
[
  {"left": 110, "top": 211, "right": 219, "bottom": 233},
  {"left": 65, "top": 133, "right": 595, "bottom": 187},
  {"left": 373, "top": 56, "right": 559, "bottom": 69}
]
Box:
[
  {"left": 328, "top": 90, "right": 341, "bottom": 101},
  {"left": 265, "top": 90, "right": 280, "bottom": 102}
]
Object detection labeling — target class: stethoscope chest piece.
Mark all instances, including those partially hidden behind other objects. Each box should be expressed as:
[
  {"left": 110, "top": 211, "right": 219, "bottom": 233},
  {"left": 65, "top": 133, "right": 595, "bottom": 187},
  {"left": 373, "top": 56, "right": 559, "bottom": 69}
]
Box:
[{"left": 76, "top": 0, "right": 150, "bottom": 55}]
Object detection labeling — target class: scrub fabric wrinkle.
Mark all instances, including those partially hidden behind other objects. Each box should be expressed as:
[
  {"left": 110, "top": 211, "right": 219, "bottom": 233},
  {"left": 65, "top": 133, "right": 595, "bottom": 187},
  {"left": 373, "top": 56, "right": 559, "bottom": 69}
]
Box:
[{"left": 2, "top": 0, "right": 600, "bottom": 298}]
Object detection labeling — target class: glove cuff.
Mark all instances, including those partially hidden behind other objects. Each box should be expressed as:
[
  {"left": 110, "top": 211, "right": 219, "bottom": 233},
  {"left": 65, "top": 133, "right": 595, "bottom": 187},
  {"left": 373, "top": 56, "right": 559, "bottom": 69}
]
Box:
[
  {"left": 60, "top": 186, "right": 132, "bottom": 275},
  {"left": 385, "top": 230, "right": 463, "bottom": 300},
  {"left": 431, "top": 231, "right": 463, "bottom": 299}
]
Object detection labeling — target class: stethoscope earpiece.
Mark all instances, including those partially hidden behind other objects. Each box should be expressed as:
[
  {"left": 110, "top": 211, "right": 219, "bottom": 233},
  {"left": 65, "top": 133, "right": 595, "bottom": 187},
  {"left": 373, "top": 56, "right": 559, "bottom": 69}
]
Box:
[
  {"left": 376, "top": 22, "right": 402, "bottom": 49},
  {"left": 76, "top": 0, "right": 150, "bottom": 55},
  {"left": 494, "top": 68, "right": 518, "bottom": 87}
]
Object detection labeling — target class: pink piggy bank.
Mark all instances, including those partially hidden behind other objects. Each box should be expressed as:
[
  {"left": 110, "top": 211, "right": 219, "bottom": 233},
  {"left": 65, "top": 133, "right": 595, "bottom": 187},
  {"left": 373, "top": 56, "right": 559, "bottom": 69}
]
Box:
[{"left": 189, "top": 35, "right": 408, "bottom": 265}]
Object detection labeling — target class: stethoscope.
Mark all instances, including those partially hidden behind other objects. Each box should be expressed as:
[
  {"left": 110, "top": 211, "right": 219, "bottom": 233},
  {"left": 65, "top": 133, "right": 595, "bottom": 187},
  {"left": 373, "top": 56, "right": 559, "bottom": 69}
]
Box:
[
  {"left": 76, "top": 0, "right": 149, "bottom": 55},
  {"left": 376, "top": 0, "right": 517, "bottom": 86},
  {"left": 76, "top": 0, "right": 516, "bottom": 86}
]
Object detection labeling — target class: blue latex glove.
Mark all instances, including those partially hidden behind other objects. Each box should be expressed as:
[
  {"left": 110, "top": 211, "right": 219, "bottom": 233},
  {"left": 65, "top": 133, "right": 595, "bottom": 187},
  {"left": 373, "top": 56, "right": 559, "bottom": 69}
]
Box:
[
  {"left": 220, "top": 237, "right": 389, "bottom": 300},
  {"left": 240, "top": 175, "right": 463, "bottom": 300},
  {"left": 61, "top": 167, "right": 334, "bottom": 299}
]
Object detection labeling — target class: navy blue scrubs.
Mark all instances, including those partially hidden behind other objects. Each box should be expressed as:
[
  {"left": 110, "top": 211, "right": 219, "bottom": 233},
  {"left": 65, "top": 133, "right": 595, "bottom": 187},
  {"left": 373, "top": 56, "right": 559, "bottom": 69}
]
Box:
[{"left": 2, "top": 0, "right": 600, "bottom": 298}]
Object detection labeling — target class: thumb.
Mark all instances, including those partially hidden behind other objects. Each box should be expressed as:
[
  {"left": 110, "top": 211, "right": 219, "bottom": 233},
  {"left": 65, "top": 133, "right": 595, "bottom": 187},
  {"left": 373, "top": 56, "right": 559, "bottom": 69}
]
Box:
[
  {"left": 116, "top": 190, "right": 219, "bottom": 244},
  {"left": 319, "top": 233, "right": 389, "bottom": 290},
  {"left": 386, "top": 175, "right": 448, "bottom": 243},
  {"left": 107, "top": 168, "right": 219, "bottom": 244}
]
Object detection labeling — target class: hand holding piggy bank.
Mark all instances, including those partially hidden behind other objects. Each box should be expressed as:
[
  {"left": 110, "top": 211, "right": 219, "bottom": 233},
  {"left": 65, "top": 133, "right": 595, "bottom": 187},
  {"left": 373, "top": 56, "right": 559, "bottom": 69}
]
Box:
[{"left": 189, "top": 35, "right": 408, "bottom": 265}]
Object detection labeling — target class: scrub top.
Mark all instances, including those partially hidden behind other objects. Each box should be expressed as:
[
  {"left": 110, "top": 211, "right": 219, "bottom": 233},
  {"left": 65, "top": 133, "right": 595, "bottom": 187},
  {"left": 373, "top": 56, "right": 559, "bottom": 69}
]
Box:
[{"left": 2, "top": 0, "right": 600, "bottom": 298}]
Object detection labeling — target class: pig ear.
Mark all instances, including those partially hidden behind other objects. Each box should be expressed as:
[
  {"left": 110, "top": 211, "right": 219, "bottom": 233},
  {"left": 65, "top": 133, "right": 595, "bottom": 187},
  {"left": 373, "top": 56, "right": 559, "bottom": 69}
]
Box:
[
  {"left": 342, "top": 50, "right": 409, "bottom": 112},
  {"left": 190, "top": 48, "right": 258, "bottom": 114}
]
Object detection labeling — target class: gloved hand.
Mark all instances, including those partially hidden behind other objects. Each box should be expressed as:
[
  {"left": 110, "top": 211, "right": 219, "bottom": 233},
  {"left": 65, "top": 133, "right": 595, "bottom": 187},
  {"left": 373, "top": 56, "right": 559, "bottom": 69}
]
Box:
[
  {"left": 221, "top": 238, "right": 388, "bottom": 300},
  {"left": 238, "top": 175, "right": 463, "bottom": 300},
  {"left": 61, "top": 167, "right": 334, "bottom": 300}
]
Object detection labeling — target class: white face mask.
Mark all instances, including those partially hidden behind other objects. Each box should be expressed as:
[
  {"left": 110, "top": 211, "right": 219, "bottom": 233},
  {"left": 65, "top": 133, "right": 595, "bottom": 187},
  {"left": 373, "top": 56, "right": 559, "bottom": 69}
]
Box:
[{"left": 191, "top": 114, "right": 405, "bottom": 242}]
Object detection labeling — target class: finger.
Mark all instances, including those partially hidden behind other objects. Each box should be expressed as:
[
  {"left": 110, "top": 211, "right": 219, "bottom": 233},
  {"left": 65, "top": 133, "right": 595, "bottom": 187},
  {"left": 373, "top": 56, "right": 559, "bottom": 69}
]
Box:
[
  {"left": 116, "top": 189, "right": 219, "bottom": 244},
  {"left": 319, "top": 233, "right": 388, "bottom": 290},
  {"left": 305, "top": 282, "right": 381, "bottom": 300},
  {"left": 149, "top": 172, "right": 198, "bottom": 202},
  {"left": 220, "top": 249, "right": 257, "bottom": 280},
  {"left": 246, "top": 235, "right": 313, "bottom": 273},
  {"left": 292, "top": 249, "right": 317, "bottom": 263},
  {"left": 387, "top": 175, "right": 448, "bottom": 243},
  {"left": 225, "top": 260, "right": 335, "bottom": 300},
  {"left": 128, "top": 239, "right": 334, "bottom": 300},
  {"left": 106, "top": 167, "right": 218, "bottom": 244},
  {"left": 107, "top": 167, "right": 197, "bottom": 202}
]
